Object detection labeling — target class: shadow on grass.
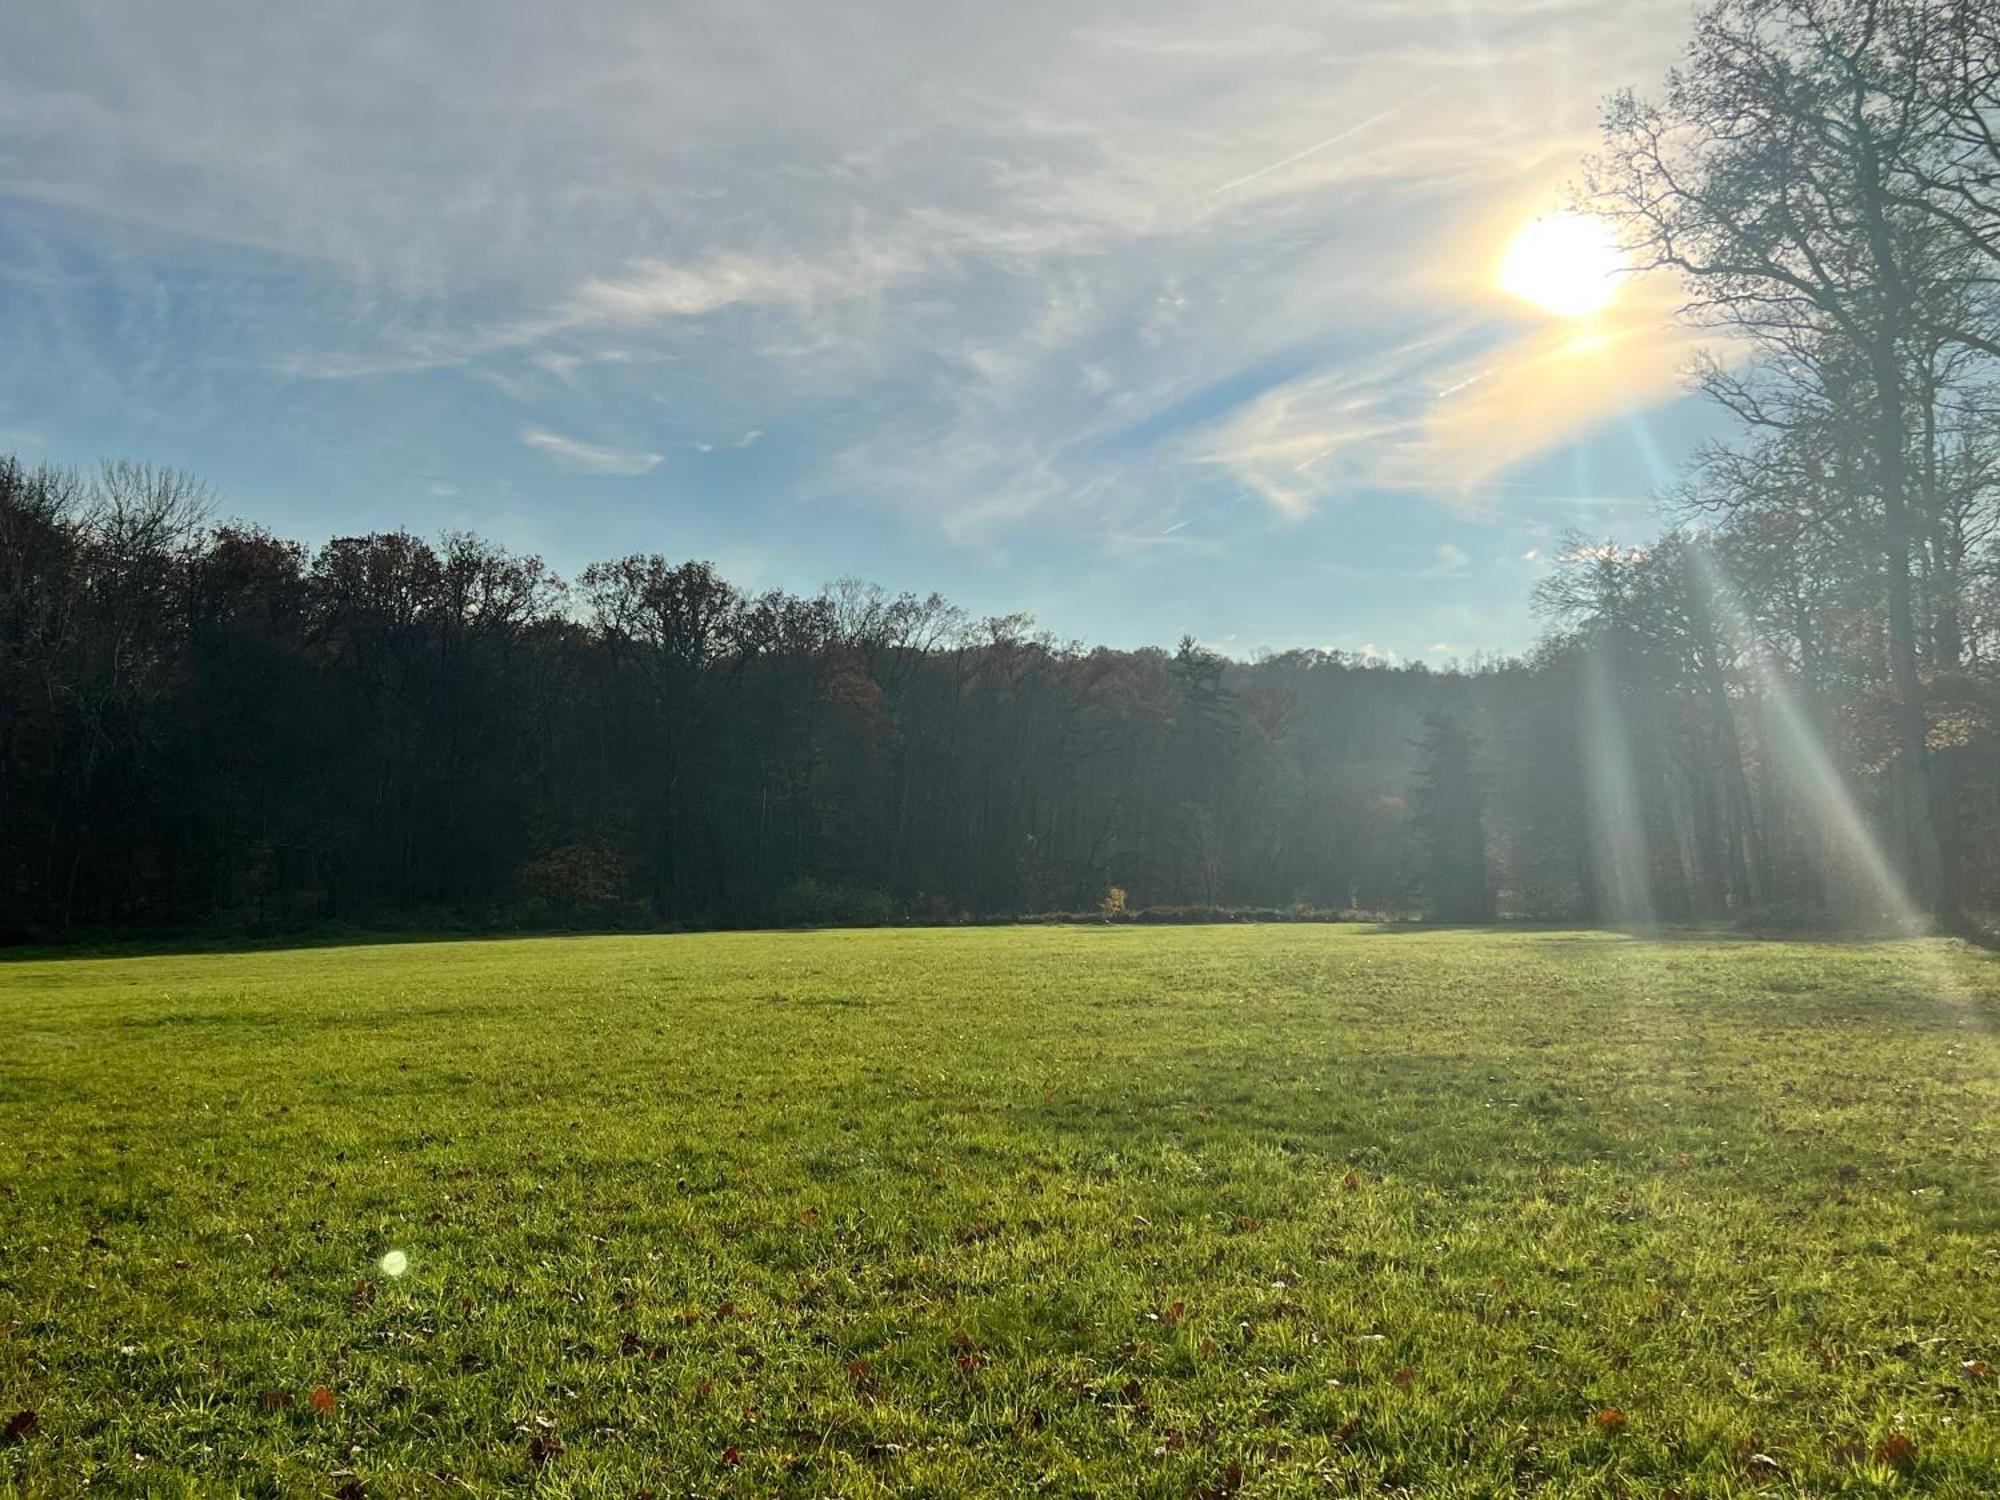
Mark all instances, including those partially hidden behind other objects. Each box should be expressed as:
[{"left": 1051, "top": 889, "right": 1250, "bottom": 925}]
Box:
[
  {"left": 0, "top": 925, "right": 673, "bottom": 965},
  {"left": 1363, "top": 919, "right": 2000, "bottom": 952},
  {"left": 8, "top": 913, "right": 1996, "bottom": 965}
]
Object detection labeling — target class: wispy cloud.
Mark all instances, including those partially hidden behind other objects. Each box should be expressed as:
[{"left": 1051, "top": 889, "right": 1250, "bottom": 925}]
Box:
[
  {"left": 0, "top": 0, "right": 1705, "bottom": 655},
  {"left": 1197, "top": 269, "right": 1709, "bottom": 518},
  {"left": 519, "top": 427, "right": 662, "bottom": 476}
]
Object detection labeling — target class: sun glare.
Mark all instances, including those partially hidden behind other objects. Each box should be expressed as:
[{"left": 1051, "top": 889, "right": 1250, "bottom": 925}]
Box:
[{"left": 1498, "top": 212, "right": 1623, "bottom": 319}]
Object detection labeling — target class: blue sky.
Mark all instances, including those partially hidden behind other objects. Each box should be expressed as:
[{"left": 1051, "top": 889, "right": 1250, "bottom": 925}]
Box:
[{"left": 0, "top": 0, "right": 1723, "bottom": 658}]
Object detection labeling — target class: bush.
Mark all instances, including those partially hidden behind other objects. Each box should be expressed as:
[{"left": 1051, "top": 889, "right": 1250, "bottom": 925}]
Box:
[
  {"left": 771, "top": 878, "right": 902, "bottom": 928},
  {"left": 509, "top": 842, "right": 641, "bottom": 928}
]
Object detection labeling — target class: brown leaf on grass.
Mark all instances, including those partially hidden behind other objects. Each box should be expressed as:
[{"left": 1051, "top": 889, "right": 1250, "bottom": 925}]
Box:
[
  {"left": 528, "top": 1431, "right": 563, "bottom": 1465},
  {"left": 1391, "top": 1368, "right": 1415, "bottom": 1390},
  {"left": 1743, "top": 1452, "right": 1784, "bottom": 1478},
  {"left": 721, "top": 1447, "right": 740, "bottom": 1466},
  {"left": 1963, "top": 1360, "right": 1993, "bottom": 1379},
  {"left": 2, "top": 1410, "right": 37, "bottom": 1445},
  {"left": 1593, "top": 1407, "right": 1627, "bottom": 1430},
  {"left": 308, "top": 1386, "right": 337, "bottom": 1417},
  {"left": 1162, "top": 1300, "right": 1186, "bottom": 1326},
  {"left": 335, "top": 1479, "right": 366, "bottom": 1500},
  {"left": 956, "top": 1354, "right": 983, "bottom": 1374},
  {"left": 1873, "top": 1434, "right": 1917, "bottom": 1467},
  {"left": 1192, "top": 1460, "right": 1244, "bottom": 1499}
]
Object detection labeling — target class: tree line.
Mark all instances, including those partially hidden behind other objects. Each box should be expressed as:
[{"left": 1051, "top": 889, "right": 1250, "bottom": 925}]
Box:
[
  {"left": 2, "top": 0, "right": 1996, "bottom": 941},
  {"left": 0, "top": 454, "right": 1528, "bottom": 936}
]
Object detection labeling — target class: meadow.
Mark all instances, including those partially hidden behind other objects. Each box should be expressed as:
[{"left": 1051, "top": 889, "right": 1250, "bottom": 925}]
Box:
[{"left": 3, "top": 925, "right": 1999, "bottom": 1497}]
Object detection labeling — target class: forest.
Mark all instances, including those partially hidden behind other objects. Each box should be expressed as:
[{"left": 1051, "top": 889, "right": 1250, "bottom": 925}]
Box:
[{"left": 3, "top": 0, "right": 1998, "bottom": 942}]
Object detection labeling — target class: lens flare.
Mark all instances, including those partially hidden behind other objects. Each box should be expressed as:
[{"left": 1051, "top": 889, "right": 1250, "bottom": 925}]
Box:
[
  {"left": 1581, "top": 642, "right": 1656, "bottom": 927},
  {"left": 1682, "top": 544, "right": 1918, "bottom": 929}
]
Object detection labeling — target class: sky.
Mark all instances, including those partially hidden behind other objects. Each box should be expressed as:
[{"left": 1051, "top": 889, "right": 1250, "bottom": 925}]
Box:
[{"left": 0, "top": 0, "right": 1725, "bottom": 659}]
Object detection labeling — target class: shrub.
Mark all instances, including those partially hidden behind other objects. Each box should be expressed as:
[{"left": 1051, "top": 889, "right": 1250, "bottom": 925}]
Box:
[{"left": 771, "top": 878, "right": 901, "bottom": 928}]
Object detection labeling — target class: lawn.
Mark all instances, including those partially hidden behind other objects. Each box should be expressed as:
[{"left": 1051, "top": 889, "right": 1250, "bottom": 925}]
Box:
[{"left": 3, "top": 926, "right": 1999, "bottom": 1497}]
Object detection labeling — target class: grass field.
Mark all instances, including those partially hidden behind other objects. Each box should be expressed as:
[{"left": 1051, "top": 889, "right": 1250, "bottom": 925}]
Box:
[{"left": 4, "top": 926, "right": 2000, "bottom": 1496}]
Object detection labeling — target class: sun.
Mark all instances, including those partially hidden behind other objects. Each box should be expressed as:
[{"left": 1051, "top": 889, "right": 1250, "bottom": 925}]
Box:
[{"left": 1498, "top": 212, "right": 1624, "bottom": 319}]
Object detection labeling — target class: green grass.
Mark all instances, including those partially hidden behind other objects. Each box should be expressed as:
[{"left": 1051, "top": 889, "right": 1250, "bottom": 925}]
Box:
[{"left": 3, "top": 926, "right": 1999, "bottom": 1497}]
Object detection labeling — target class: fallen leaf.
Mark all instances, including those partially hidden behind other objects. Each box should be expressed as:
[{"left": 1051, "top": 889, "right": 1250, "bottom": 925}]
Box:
[
  {"left": 2, "top": 1410, "right": 36, "bottom": 1445},
  {"left": 308, "top": 1386, "right": 337, "bottom": 1417},
  {"left": 1873, "top": 1433, "right": 1917, "bottom": 1467},
  {"left": 1593, "top": 1407, "right": 1627, "bottom": 1430},
  {"left": 1963, "top": 1360, "right": 1993, "bottom": 1379},
  {"left": 1391, "top": 1368, "right": 1415, "bottom": 1390},
  {"left": 529, "top": 1431, "right": 563, "bottom": 1465},
  {"left": 721, "top": 1447, "right": 740, "bottom": 1466}
]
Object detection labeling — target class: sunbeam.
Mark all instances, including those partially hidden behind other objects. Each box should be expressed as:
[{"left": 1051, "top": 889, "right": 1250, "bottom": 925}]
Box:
[{"left": 1581, "top": 638, "right": 1658, "bottom": 928}]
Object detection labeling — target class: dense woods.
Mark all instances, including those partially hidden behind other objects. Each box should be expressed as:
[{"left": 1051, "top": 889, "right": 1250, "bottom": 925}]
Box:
[
  {"left": 2, "top": 446, "right": 1995, "bottom": 941},
  {"left": 0, "top": 455, "right": 1524, "bottom": 936},
  {"left": 4, "top": 0, "right": 1998, "bottom": 941}
]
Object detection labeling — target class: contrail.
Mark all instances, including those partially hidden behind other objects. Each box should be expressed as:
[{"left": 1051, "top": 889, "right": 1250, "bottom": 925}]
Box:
[
  {"left": 1213, "top": 95, "right": 1426, "bottom": 195},
  {"left": 1435, "top": 367, "right": 1494, "bottom": 399}
]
